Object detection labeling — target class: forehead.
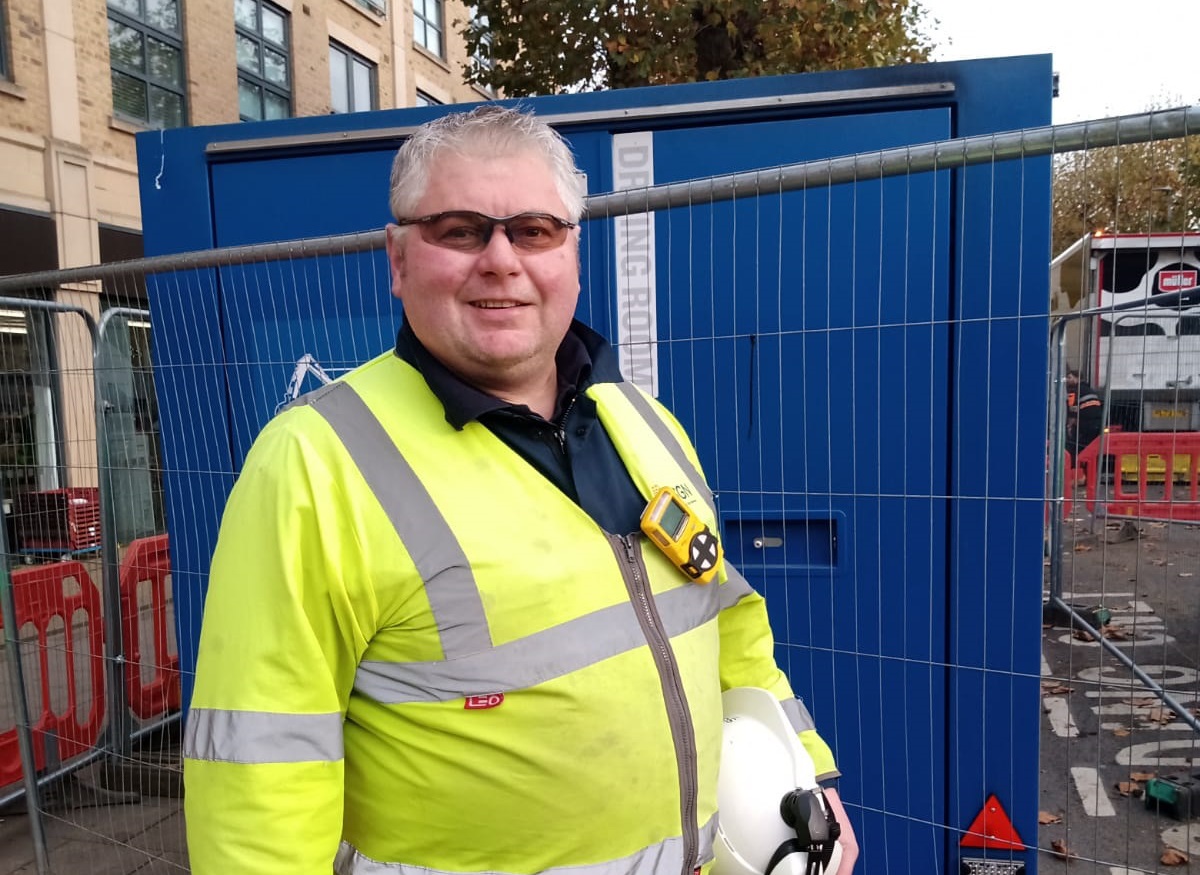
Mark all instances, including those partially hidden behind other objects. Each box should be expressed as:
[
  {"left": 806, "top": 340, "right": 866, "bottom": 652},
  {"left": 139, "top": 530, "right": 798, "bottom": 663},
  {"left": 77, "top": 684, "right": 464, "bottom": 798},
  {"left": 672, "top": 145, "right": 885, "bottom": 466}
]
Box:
[{"left": 416, "top": 149, "right": 564, "bottom": 215}]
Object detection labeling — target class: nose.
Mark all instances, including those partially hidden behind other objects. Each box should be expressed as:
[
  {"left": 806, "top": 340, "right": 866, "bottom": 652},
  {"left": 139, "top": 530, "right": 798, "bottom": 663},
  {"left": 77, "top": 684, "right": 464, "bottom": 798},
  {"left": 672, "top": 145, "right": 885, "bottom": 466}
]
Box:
[{"left": 476, "top": 223, "right": 522, "bottom": 274}]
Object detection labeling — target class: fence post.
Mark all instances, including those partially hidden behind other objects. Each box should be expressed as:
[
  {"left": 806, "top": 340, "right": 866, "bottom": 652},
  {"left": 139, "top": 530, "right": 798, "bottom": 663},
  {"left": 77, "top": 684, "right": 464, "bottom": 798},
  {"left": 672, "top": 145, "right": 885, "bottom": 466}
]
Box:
[
  {"left": 95, "top": 308, "right": 146, "bottom": 761},
  {"left": 0, "top": 477, "right": 51, "bottom": 875}
]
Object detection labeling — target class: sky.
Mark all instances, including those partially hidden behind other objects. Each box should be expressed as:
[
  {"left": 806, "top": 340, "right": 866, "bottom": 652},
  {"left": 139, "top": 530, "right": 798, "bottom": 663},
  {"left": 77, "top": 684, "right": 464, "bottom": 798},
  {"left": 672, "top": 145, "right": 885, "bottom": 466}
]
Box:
[{"left": 918, "top": 0, "right": 1197, "bottom": 124}]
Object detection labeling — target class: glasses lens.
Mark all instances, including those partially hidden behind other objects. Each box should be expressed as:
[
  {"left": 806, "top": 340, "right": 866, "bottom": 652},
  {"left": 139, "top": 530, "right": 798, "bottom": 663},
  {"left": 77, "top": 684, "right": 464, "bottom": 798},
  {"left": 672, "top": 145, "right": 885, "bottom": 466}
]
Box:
[
  {"left": 420, "top": 212, "right": 492, "bottom": 251},
  {"left": 506, "top": 214, "right": 569, "bottom": 251},
  {"left": 414, "top": 212, "right": 571, "bottom": 252}
]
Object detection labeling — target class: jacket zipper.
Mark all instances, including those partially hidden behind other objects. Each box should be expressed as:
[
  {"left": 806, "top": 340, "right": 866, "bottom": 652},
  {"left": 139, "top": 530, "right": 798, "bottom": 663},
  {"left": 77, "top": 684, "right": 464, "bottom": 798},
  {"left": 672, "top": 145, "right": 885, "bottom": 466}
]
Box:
[
  {"left": 552, "top": 392, "right": 580, "bottom": 454},
  {"left": 611, "top": 532, "right": 699, "bottom": 875}
]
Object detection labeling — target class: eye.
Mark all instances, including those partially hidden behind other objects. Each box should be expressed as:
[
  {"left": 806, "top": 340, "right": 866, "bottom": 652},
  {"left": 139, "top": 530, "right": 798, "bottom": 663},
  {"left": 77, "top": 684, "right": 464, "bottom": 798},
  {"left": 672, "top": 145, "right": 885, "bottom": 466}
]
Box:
[
  {"left": 510, "top": 217, "right": 559, "bottom": 246},
  {"left": 434, "top": 220, "right": 486, "bottom": 247}
]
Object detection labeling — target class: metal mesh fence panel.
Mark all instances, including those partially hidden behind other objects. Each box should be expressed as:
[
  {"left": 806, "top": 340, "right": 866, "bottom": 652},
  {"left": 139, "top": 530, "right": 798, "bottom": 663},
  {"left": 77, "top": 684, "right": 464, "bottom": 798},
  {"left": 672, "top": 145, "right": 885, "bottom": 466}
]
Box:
[{"left": 0, "top": 106, "right": 1192, "bottom": 874}]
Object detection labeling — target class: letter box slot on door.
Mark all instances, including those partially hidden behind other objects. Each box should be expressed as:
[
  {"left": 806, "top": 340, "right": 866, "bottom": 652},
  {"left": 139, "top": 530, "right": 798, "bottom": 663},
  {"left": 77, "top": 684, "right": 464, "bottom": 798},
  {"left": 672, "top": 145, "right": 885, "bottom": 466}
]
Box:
[{"left": 723, "top": 516, "right": 841, "bottom": 574}]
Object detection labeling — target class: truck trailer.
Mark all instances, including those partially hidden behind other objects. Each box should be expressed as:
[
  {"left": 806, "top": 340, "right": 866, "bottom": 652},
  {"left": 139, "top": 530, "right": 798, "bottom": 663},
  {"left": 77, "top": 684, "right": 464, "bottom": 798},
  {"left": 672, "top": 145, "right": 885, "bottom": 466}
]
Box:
[{"left": 1069, "top": 231, "right": 1200, "bottom": 431}]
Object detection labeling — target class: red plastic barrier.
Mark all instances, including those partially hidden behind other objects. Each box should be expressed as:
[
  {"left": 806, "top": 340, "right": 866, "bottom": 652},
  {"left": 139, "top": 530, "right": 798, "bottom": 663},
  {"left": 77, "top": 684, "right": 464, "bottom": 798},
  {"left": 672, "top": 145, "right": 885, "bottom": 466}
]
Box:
[
  {"left": 120, "top": 535, "right": 180, "bottom": 720},
  {"left": 1077, "top": 432, "right": 1200, "bottom": 522},
  {"left": 0, "top": 561, "right": 105, "bottom": 788}
]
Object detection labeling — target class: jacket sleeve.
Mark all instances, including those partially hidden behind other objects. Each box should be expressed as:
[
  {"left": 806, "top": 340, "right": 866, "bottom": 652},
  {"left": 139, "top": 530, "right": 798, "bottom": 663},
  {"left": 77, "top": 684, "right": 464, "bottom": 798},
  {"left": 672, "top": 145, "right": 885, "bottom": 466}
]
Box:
[
  {"left": 183, "top": 408, "right": 377, "bottom": 874},
  {"left": 715, "top": 565, "right": 840, "bottom": 782}
]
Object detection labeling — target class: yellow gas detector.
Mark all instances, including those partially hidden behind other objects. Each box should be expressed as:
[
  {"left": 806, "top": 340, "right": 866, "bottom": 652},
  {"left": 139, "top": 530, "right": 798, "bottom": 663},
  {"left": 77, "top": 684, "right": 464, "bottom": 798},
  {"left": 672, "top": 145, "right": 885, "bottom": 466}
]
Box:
[{"left": 640, "top": 486, "right": 723, "bottom": 584}]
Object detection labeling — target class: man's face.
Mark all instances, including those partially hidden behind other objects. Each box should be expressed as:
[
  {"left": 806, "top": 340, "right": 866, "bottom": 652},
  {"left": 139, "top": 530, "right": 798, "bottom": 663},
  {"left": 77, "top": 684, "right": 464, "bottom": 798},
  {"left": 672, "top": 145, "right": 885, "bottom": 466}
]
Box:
[{"left": 386, "top": 150, "right": 581, "bottom": 395}]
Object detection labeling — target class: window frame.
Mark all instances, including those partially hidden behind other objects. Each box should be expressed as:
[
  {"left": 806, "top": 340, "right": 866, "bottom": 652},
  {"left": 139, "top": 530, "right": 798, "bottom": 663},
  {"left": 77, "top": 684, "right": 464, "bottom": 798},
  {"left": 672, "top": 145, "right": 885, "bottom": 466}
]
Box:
[
  {"left": 470, "top": 6, "right": 493, "bottom": 91},
  {"left": 0, "top": 0, "right": 11, "bottom": 82},
  {"left": 329, "top": 40, "right": 376, "bottom": 114},
  {"left": 414, "top": 89, "right": 441, "bottom": 107},
  {"left": 107, "top": 0, "right": 188, "bottom": 128},
  {"left": 234, "top": 0, "right": 292, "bottom": 122},
  {"left": 350, "top": 0, "right": 385, "bottom": 16},
  {"left": 412, "top": 0, "right": 443, "bottom": 58}
]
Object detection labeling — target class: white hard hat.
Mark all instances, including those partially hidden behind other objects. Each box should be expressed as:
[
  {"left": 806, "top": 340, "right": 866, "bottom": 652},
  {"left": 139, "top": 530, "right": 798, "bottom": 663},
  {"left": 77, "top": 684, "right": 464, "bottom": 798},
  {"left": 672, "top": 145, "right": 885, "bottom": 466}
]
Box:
[{"left": 712, "top": 687, "right": 842, "bottom": 875}]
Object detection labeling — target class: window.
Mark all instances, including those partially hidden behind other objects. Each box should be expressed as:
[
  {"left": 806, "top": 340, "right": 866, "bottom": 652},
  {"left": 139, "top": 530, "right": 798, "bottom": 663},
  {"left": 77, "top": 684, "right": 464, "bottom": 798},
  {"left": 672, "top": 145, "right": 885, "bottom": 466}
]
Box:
[
  {"left": 470, "top": 7, "right": 493, "bottom": 89},
  {"left": 0, "top": 301, "right": 63, "bottom": 502},
  {"left": 107, "top": 0, "right": 186, "bottom": 128},
  {"left": 1, "top": 0, "right": 11, "bottom": 81},
  {"left": 413, "top": 0, "right": 443, "bottom": 58},
  {"left": 414, "top": 90, "right": 441, "bottom": 107},
  {"left": 235, "top": 0, "right": 290, "bottom": 121},
  {"left": 329, "top": 41, "right": 375, "bottom": 114}
]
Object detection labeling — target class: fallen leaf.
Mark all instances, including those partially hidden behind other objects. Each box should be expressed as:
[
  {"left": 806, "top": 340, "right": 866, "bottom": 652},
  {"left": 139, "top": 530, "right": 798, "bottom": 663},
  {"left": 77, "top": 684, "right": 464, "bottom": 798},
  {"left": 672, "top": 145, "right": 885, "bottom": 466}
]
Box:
[
  {"left": 1103, "top": 624, "right": 1130, "bottom": 640},
  {"left": 1042, "top": 683, "right": 1073, "bottom": 695},
  {"left": 1132, "top": 771, "right": 1157, "bottom": 781},
  {"left": 1151, "top": 558, "right": 1168, "bottom": 566},
  {"left": 1072, "top": 628, "right": 1096, "bottom": 642},
  {"left": 1150, "top": 522, "right": 1168, "bottom": 528},
  {"left": 1162, "top": 846, "right": 1189, "bottom": 866},
  {"left": 1129, "top": 697, "right": 1161, "bottom": 708},
  {"left": 1074, "top": 543, "right": 1093, "bottom": 552},
  {"left": 1113, "top": 727, "right": 1131, "bottom": 737},
  {"left": 1038, "top": 810, "right": 1063, "bottom": 824},
  {"left": 1051, "top": 839, "right": 1076, "bottom": 861},
  {"left": 1116, "top": 781, "right": 1144, "bottom": 797},
  {"left": 1146, "top": 707, "right": 1176, "bottom": 725}
]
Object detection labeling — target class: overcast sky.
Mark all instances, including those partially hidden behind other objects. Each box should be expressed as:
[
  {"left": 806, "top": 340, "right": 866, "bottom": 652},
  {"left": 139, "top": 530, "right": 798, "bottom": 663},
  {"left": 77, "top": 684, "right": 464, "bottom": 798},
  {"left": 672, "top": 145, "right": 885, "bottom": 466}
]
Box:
[{"left": 919, "top": 0, "right": 1198, "bottom": 124}]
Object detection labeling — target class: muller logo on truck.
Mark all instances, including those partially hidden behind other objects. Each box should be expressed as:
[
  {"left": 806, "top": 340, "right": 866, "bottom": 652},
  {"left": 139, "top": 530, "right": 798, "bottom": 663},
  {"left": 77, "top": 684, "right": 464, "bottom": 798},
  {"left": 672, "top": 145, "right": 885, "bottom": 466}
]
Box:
[{"left": 1156, "top": 268, "right": 1199, "bottom": 294}]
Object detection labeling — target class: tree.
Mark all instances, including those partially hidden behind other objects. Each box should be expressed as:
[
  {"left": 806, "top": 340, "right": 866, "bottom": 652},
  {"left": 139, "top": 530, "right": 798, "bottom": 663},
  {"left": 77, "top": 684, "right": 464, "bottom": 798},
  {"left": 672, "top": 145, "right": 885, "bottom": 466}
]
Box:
[
  {"left": 1052, "top": 128, "right": 1200, "bottom": 258},
  {"left": 460, "top": 0, "right": 935, "bottom": 97}
]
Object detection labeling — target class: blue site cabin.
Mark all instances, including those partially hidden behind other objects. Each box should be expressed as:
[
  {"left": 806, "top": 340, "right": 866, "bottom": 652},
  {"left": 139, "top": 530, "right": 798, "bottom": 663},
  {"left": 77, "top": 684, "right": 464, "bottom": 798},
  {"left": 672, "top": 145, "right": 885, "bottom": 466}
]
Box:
[{"left": 137, "top": 54, "right": 1052, "bottom": 875}]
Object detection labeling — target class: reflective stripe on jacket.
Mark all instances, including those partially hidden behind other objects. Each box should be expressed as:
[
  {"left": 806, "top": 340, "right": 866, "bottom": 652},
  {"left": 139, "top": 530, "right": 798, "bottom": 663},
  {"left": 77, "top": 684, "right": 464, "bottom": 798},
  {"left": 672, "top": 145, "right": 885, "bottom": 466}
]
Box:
[{"left": 183, "top": 351, "right": 835, "bottom": 875}]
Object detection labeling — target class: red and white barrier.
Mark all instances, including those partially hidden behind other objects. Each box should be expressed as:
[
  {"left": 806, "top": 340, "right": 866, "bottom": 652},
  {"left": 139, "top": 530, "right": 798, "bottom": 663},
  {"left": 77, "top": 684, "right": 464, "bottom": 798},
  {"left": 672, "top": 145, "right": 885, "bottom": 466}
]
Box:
[
  {"left": 120, "top": 535, "right": 180, "bottom": 720},
  {"left": 0, "top": 535, "right": 180, "bottom": 788},
  {"left": 0, "top": 561, "right": 105, "bottom": 787}
]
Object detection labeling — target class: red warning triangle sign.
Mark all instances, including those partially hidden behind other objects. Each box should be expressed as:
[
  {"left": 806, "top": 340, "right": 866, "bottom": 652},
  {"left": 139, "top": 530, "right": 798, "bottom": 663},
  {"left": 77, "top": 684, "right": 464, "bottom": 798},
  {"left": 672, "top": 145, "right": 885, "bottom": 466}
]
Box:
[{"left": 960, "top": 794, "right": 1025, "bottom": 850}]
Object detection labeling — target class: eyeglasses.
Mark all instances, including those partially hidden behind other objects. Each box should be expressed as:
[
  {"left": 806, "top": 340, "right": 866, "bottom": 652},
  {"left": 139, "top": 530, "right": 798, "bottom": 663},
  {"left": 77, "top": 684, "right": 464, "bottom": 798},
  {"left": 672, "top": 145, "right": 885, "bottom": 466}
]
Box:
[{"left": 393, "top": 211, "right": 577, "bottom": 253}]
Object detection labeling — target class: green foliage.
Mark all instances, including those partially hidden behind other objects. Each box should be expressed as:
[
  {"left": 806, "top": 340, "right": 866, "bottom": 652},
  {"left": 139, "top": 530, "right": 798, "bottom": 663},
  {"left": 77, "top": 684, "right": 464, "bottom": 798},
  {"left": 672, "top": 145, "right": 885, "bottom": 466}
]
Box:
[
  {"left": 459, "top": 0, "right": 935, "bottom": 96},
  {"left": 1052, "top": 132, "right": 1200, "bottom": 258}
]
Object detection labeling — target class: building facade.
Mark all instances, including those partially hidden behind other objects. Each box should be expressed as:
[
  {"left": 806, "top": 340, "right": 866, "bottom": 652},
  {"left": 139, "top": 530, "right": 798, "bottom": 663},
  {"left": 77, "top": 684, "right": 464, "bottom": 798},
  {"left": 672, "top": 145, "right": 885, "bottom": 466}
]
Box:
[{"left": 0, "top": 0, "right": 486, "bottom": 538}]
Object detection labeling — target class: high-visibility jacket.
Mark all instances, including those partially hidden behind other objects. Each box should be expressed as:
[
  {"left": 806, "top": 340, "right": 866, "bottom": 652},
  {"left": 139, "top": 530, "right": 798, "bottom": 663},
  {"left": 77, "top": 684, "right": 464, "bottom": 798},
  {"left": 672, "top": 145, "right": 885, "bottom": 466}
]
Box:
[{"left": 183, "top": 350, "right": 837, "bottom": 875}]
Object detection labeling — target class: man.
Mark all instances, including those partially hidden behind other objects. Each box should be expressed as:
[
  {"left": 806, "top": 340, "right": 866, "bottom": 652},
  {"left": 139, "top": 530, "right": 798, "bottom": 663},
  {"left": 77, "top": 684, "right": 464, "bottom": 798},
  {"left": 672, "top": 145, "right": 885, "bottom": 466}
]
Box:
[
  {"left": 183, "top": 105, "right": 857, "bottom": 875},
  {"left": 1064, "top": 368, "right": 1103, "bottom": 466}
]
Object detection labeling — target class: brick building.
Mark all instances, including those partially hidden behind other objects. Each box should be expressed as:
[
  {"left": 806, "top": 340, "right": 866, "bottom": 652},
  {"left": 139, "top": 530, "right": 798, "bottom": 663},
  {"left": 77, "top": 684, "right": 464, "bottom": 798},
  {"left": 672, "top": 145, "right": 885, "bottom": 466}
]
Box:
[{"left": 0, "top": 0, "right": 487, "bottom": 538}]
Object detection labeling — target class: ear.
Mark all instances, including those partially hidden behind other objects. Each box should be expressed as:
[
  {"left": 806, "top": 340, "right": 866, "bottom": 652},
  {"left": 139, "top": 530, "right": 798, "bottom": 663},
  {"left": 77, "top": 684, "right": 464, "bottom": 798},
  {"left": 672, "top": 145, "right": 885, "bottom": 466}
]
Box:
[{"left": 385, "top": 224, "right": 406, "bottom": 301}]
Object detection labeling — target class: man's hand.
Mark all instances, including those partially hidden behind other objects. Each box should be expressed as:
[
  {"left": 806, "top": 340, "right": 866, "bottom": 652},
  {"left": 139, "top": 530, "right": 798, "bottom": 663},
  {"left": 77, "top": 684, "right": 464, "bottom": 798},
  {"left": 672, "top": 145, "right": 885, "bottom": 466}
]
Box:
[{"left": 822, "top": 787, "right": 859, "bottom": 875}]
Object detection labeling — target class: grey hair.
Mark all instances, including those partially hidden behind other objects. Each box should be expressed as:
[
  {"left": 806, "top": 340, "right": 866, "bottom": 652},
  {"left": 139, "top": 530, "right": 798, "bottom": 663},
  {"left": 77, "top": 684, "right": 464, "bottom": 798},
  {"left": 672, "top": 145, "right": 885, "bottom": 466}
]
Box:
[{"left": 388, "top": 105, "right": 586, "bottom": 223}]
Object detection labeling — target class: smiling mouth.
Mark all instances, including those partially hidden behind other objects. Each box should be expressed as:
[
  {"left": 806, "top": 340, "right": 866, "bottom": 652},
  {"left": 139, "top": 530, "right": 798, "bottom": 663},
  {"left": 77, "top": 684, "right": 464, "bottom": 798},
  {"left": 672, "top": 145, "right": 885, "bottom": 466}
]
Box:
[{"left": 471, "top": 300, "right": 525, "bottom": 309}]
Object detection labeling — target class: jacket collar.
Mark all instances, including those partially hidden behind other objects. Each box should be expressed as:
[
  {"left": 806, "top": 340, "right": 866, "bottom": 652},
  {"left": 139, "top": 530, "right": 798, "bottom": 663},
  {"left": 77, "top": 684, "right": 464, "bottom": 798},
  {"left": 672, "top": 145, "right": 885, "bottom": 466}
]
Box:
[{"left": 393, "top": 319, "right": 623, "bottom": 430}]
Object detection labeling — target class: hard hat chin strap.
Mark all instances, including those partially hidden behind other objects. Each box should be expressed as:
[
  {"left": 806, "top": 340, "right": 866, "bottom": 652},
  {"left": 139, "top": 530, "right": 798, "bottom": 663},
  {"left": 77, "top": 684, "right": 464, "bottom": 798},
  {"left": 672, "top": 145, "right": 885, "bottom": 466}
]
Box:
[{"left": 765, "top": 788, "right": 842, "bottom": 875}]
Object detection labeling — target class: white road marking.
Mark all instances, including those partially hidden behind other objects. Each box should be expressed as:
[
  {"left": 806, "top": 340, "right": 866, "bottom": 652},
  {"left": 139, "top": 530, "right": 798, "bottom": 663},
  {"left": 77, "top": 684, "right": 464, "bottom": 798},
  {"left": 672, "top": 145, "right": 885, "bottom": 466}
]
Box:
[
  {"left": 1042, "top": 653, "right": 1052, "bottom": 677},
  {"left": 1044, "top": 697, "right": 1079, "bottom": 737},
  {"left": 1071, "top": 766, "right": 1116, "bottom": 816},
  {"left": 1161, "top": 824, "right": 1200, "bottom": 856}
]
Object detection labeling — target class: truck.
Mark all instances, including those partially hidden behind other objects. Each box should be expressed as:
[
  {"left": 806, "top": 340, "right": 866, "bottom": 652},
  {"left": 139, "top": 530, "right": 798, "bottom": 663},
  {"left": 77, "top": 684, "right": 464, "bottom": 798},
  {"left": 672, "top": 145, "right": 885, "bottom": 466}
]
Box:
[{"left": 1056, "top": 231, "right": 1200, "bottom": 432}]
